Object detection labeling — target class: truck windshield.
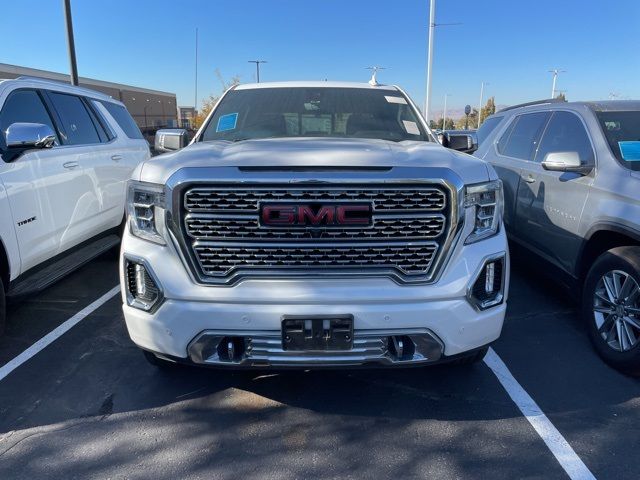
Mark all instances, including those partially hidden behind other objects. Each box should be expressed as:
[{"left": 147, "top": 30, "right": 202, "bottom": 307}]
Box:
[
  {"left": 200, "top": 87, "right": 430, "bottom": 143},
  {"left": 596, "top": 110, "right": 640, "bottom": 170}
]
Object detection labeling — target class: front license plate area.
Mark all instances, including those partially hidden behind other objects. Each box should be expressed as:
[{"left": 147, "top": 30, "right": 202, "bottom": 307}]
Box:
[{"left": 282, "top": 315, "right": 354, "bottom": 351}]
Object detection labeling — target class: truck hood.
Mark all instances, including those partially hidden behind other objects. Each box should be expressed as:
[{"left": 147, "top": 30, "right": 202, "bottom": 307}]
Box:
[{"left": 139, "top": 137, "right": 491, "bottom": 185}]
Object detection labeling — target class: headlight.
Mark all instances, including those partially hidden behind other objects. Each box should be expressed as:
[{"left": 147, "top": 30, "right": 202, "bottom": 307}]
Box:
[
  {"left": 464, "top": 180, "right": 503, "bottom": 244},
  {"left": 127, "top": 181, "right": 166, "bottom": 245}
]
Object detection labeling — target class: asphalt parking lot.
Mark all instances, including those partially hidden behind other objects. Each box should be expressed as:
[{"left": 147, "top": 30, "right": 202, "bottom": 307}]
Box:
[{"left": 0, "top": 247, "right": 639, "bottom": 480}]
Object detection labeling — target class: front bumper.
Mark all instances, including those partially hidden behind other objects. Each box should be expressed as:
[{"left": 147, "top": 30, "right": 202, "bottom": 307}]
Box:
[{"left": 120, "top": 221, "right": 509, "bottom": 368}]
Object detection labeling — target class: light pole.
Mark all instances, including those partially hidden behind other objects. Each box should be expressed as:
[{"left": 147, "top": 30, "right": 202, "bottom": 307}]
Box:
[
  {"left": 424, "top": 0, "right": 436, "bottom": 121},
  {"left": 144, "top": 99, "right": 151, "bottom": 129},
  {"left": 477, "top": 81, "right": 488, "bottom": 128},
  {"left": 442, "top": 93, "right": 451, "bottom": 131},
  {"left": 549, "top": 69, "right": 565, "bottom": 98},
  {"left": 62, "top": 0, "right": 79, "bottom": 85},
  {"left": 248, "top": 60, "right": 267, "bottom": 83},
  {"left": 424, "top": 0, "right": 461, "bottom": 122}
]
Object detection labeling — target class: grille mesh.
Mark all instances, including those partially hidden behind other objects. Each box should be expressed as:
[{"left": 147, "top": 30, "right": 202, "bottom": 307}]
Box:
[{"left": 179, "top": 184, "right": 451, "bottom": 283}]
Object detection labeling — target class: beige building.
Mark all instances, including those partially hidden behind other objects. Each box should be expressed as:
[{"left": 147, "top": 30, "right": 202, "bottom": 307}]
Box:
[{"left": 0, "top": 63, "right": 178, "bottom": 131}]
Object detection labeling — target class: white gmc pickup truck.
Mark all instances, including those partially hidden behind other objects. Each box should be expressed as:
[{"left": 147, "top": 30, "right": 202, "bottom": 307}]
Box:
[{"left": 121, "top": 81, "right": 509, "bottom": 369}]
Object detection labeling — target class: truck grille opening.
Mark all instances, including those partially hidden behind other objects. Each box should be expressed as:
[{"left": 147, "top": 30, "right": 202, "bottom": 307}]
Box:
[{"left": 177, "top": 184, "right": 454, "bottom": 284}]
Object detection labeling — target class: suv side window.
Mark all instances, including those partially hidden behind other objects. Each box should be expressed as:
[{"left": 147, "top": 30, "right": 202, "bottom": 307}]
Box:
[
  {"left": 497, "top": 112, "right": 550, "bottom": 161},
  {"left": 48, "top": 92, "right": 101, "bottom": 145},
  {"left": 477, "top": 115, "right": 503, "bottom": 145},
  {"left": 0, "top": 89, "right": 59, "bottom": 149},
  {"left": 534, "top": 111, "right": 594, "bottom": 164},
  {"left": 97, "top": 101, "right": 144, "bottom": 140}
]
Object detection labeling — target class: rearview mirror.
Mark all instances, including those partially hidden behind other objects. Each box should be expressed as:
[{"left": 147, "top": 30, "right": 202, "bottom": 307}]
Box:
[
  {"left": 541, "top": 151, "right": 592, "bottom": 175},
  {"left": 5, "top": 122, "right": 56, "bottom": 149},
  {"left": 441, "top": 132, "right": 478, "bottom": 154},
  {"left": 154, "top": 129, "right": 189, "bottom": 153}
]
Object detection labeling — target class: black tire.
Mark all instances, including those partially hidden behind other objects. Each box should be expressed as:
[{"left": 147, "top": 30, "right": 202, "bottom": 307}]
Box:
[
  {"left": 583, "top": 246, "right": 640, "bottom": 376},
  {"left": 142, "top": 350, "right": 178, "bottom": 369},
  {"left": 449, "top": 346, "right": 488, "bottom": 366},
  {"left": 0, "top": 277, "right": 5, "bottom": 337}
]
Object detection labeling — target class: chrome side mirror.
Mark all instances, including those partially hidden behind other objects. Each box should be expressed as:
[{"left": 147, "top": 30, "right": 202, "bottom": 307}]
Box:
[
  {"left": 541, "top": 151, "right": 592, "bottom": 175},
  {"left": 154, "top": 129, "right": 189, "bottom": 153},
  {"left": 442, "top": 132, "right": 478, "bottom": 154},
  {"left": 5, "top": 122, "right": 56, "bottom": 149}
]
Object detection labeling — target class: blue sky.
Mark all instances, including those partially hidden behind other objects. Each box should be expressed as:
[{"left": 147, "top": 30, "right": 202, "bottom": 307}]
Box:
[{"left": 3, "top": 0, "right": 639, "bottom": 115}]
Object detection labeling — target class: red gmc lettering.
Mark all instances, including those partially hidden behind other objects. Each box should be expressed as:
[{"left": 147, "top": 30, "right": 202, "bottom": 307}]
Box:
[
  {"left": 336, "top": 205, "right": 371, "bottom": 225},
  {"left": 298, "top": 206, "right": 335, "bottom": 225},
  {"left": 261, "top": 204, "right": 371, "bottom": 226},
  {"left": 262, "top": 205, "right": 295, "bottom": 225}
]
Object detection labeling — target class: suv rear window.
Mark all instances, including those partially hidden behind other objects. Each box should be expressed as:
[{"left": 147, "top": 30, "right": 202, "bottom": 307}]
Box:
[
  {"left": 98, "top": 101, "right": 144, "bottom": 139},
  {"left": 497, "top": 112, "right": 550, "bottom": 160},
  {"left": 595, "top": 110, "right": 640, "bottom": 171},
  {"left": 48, "top": 92, "right": 101, "bottom": 145}
]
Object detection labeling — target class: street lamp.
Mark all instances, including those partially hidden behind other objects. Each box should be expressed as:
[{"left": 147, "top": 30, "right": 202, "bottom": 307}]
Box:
[
  {"left": 424, "top": 0, "right": 462, "bottom": 121},
  {"left": 478, "top": 81, "right": 489, "bottom": 128},
  {"left": 143, "top": 99, "right": 151, "bottom": 128},
  {"left": 549, "top": 69, "right": 566, "bottom": 98},
  {"left": 248, "top": 60, "right": 267, "bottom": 83},
  {"left": 442, "top": 93, "right": 451, "bottom": 131}
]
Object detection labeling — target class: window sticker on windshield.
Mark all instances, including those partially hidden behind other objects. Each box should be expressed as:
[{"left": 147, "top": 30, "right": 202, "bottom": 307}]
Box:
[
  {"left": 619, "top": 141, "right": 640, "bottom": 161},
  {"left": 216, "top": 113, "right": 238, "bottom": 132},
  {"left": 403, "top": 120, "right": 420, "bottom": 135},
  {"left": 385, "top": 96, "right": 408, "bottom": 105}
]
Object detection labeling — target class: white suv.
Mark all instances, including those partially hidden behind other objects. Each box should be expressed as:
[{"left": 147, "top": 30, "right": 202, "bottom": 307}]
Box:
[
  {"left": 121, "top": 81, "right": 509, "bottom": 369},
  {"left": 0, "top": 77, "right": 150, "bottom": 333}
]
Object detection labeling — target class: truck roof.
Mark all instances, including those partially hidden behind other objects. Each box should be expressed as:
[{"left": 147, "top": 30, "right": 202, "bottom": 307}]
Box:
[{"left": 235, "top": 81, "right": 399, "bottom": 91}]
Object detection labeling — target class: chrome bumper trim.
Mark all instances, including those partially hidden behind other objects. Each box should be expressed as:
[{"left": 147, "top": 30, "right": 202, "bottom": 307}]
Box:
[{"left": 187, "top": 328, "right": 444, "bottom": 367}]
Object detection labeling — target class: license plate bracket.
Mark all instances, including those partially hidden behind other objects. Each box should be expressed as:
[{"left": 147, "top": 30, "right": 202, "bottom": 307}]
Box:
[{"left": 282, "top": 315, "right": 354, "bottom": 351}]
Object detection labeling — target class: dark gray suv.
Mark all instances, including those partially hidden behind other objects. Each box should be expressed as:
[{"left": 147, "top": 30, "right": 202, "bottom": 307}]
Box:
[{"left": 475, "top": 99, "right": 640, "bottom": 374}]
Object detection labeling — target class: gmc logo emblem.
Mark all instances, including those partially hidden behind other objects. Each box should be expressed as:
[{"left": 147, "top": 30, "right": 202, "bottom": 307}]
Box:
[{"left": 261, "top": 203, "right": 372, "bottom": 227}]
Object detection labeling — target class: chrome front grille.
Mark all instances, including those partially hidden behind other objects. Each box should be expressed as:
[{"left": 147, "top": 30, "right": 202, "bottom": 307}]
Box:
[{"left": 178, "top": 183, "right": 453, "bottom": 284}]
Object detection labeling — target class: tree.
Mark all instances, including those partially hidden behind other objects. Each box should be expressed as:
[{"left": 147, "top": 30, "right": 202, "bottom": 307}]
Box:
[
  {"left": 433, "top": 117, "right": 455, "bottom": 130},
  {"left": 193, "top": 69, "right": 241, "bottom": 129},
  {"left": 556, "top": 92, "right": 567, "bottom": 102},
  {"left": 479, "top": 96, "right": 496, "bottom": 126},
  {"left": 455, "top": 108, "right": 478, "bottom": 130}
]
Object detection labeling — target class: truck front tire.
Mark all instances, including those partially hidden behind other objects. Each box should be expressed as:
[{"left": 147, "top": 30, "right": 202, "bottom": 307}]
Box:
[{"left": 583, "top": 246, "right": 640, "bottom": 376}]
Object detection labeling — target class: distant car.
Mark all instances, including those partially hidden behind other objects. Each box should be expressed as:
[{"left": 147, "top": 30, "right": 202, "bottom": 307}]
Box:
[
  {"left": 0, "top": 77, "right": 150, "bottom": 333},
  {"left": 476, "top": 99, "right": 640, "bottom": 374}
]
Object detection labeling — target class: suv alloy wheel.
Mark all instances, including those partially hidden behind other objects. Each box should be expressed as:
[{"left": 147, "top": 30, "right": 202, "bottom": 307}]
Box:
[{"left": 583, "top": 246, "right": 640, "bottom": 375}]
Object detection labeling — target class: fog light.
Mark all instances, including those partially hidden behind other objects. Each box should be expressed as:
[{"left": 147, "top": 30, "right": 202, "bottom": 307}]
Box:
[
  {"left": 125, "top": 259, "right": 163, "bottom": 311},
  {"left": 485, "top": 261, "right": 496, "bottom": 294},
  {"left": 468, "top": 255, "right": 505, "bottom": 310}
]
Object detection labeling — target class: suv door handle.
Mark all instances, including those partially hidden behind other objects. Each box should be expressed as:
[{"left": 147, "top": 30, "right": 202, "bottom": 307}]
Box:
[
  {"left": 523, "top": 176, "right": 536, "bottom": 184},
  {"left": 63, "top": 161, "right": 80, "bottom": 169},
  {"left": 111, "top": 155, "right": 123, "bottom": 162}
]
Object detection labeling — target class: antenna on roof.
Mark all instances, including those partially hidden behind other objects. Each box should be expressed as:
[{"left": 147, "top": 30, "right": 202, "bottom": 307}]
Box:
[{"left": 366, "top": 66, "right": 386, "bottom": 86}]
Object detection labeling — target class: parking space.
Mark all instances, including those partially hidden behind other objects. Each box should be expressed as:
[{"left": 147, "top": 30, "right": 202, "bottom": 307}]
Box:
[{"left": 0, "top": 247, "right": 638, "bottom": 479}]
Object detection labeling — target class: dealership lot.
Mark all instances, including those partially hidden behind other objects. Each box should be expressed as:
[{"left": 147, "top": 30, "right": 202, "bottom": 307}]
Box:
[{"left": 0, "top": 247, "right": 638, "bottom": 480}]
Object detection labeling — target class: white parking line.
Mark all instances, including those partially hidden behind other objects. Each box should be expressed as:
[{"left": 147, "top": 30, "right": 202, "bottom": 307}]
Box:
[
  {"left": 484, "top": 347, "right": 596, "bottom": 480},
  {"left": 0, "top": 286, "right": 120, "bottom": 382}
]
